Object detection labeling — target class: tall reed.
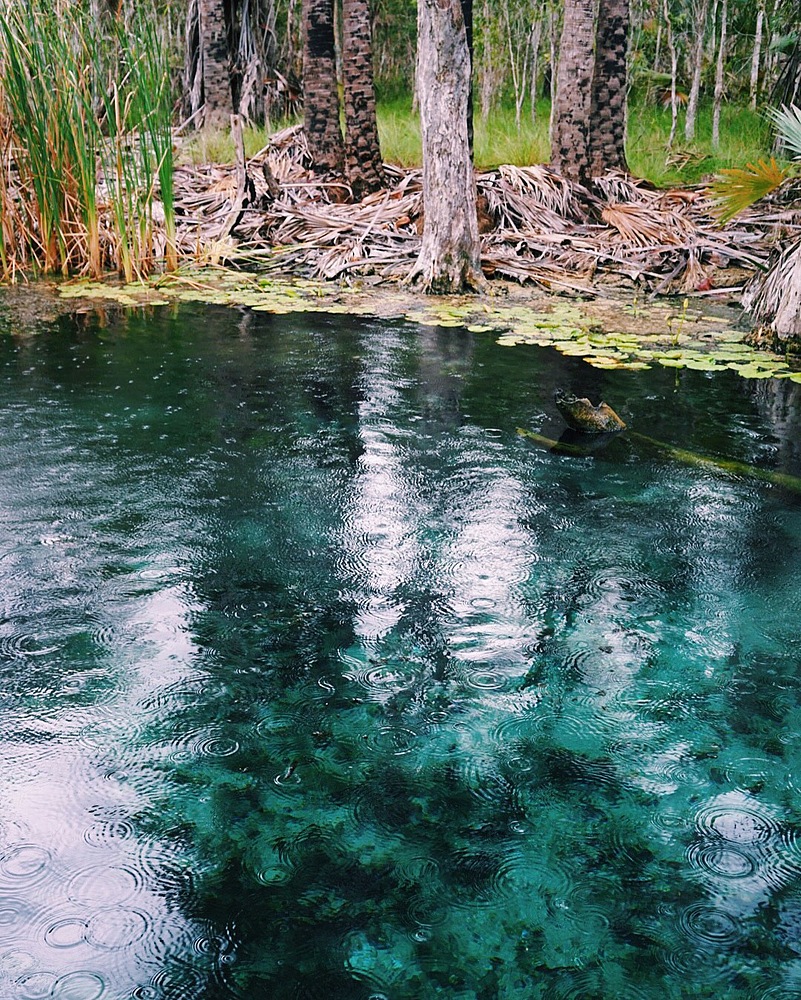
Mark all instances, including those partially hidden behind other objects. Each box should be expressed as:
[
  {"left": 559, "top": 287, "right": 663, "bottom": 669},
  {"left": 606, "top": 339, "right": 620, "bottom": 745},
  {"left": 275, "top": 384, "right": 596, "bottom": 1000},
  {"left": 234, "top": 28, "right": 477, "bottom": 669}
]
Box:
[{"left": 0, "top": 0, "right": 176, "bottom": 280}]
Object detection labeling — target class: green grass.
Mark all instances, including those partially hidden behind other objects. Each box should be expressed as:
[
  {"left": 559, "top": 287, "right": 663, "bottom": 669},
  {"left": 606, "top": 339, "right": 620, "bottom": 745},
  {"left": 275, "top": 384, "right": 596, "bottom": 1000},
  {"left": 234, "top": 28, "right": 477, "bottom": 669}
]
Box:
[
  {"left": 0, "top": 0, "right": 175, "bottom": 279},
  {"left": 180, "top": 97, "right": 777, "bottom": 191},
  {"left": 626, "top": 103, "right": 776, "bottom": 186},
  {"left": 374, "top": 96, "right": 776, "bottom": 187},
  {"left": 178, "top": 122, "right": 298, "bottom": 166}
]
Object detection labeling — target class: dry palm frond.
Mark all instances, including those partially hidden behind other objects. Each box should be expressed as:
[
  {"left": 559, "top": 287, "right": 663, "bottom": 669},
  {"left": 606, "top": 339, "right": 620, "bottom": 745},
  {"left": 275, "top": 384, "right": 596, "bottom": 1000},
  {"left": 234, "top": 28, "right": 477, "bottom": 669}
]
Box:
[
  {"left": 594, "top": 170, "right": 656, "bottom": 205},
  {"left": 743, "top": 237, "right": 801, "bottom": 338},
  {"left": 601, "top": 202, "right": 695, "bottom": 247},
  {"left": 708, "top": 159, "right": 790, "bottom": 223},
  {"left": 498, "top": 164, "right": 587, "bottom": 220}
]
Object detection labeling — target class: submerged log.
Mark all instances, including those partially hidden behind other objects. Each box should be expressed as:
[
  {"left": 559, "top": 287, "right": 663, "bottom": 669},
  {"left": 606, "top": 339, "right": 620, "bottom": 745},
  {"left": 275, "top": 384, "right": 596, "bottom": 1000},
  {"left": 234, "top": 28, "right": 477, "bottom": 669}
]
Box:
[{"left": 554, "top": 388, "right": 626, "bottom": 433}]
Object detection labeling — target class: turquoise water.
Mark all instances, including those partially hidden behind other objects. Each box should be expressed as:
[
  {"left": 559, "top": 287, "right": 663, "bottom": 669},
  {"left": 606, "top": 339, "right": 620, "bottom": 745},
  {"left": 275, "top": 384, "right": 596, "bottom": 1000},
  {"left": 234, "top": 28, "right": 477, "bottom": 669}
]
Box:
[{"left": 1, "top": 302, "right": 801, "bottom": 999}]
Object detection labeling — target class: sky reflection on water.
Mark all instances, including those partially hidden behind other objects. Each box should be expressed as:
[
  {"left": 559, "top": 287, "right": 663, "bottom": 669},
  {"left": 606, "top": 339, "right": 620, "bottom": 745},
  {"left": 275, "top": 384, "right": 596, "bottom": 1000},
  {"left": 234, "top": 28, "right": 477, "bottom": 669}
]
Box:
[{"left": 0, "top": 302, "right": 800, "bottom": 998}]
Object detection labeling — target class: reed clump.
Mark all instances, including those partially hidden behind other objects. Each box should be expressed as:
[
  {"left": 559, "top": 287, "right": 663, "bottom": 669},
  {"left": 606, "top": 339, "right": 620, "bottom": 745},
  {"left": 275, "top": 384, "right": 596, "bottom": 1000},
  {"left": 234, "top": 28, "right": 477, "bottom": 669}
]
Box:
[{"left": 0, "top": 1, "right": 176, "bottom": 281}]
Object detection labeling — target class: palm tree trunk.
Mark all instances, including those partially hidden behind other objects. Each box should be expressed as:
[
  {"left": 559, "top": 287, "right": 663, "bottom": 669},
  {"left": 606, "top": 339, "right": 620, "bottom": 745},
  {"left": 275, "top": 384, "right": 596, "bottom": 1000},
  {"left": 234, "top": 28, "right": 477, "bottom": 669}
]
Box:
[
  {"left": 302, "top": 0, "right": 344, "bottom": 172},
  {"left": 589, "top": 0, "right": 629, "bottom": 176},
  {"left": 551, "top": 0, "right": 596, "bottom": 186},
  {"left": 199, "top": 0, "right": 232, "bottom": 126},
  {"left": 342, "top": 0, "right": 385, "bottom": 197},
  {"left": 410, "top": 0, "right": 483, "bottom": 293}
]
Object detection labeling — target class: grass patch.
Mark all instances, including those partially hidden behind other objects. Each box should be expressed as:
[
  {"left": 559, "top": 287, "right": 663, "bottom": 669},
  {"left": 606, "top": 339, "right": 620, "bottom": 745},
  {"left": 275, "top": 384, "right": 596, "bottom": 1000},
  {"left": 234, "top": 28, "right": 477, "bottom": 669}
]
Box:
[
  {"left": 626, "top": 103, "right": 776, "bottom": 186},
  {"left": 177, "top": 122, "right": 296, "bottom": 166},
  {"left": 178, "top": 98, "right": 776, "bottom": 191},
  {"left": 374, "top": 96, "right": 776, "bottom": 186}
]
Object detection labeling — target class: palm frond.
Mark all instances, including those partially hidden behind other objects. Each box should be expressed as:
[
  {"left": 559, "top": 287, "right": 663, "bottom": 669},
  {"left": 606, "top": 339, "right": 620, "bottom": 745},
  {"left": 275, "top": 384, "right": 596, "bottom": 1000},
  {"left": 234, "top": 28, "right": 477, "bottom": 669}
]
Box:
[{"left": 708, "top": 158, "right": 790, "bottom": 223}]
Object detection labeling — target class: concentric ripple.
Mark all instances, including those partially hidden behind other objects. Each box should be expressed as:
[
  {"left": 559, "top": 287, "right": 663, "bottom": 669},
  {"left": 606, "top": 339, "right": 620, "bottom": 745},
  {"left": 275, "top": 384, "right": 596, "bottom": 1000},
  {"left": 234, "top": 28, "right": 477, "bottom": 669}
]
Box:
[{"left": 0, "top": 845, "right": 51, "bottom": 887}]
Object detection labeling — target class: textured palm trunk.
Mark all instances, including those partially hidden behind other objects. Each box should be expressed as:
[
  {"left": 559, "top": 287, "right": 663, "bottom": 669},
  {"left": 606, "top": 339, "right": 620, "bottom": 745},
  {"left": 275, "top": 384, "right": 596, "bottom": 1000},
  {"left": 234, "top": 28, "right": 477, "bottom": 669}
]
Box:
[
  {"left": 411, "top": 0, "right": 483, "bottom": 294},
  {"left": 199, "top": 0, "right": 232, "bottom": 126},
  {"left": 550, "top": 0, "right": 596, "bottom": 186},
  {"left": 589, "top": 0, "right": 629, "bottom": 176},
  {"left": 342, "top": 0, "right": 385, "bottom": 198},
  {"left": 684, "top": 0, "right": 711, "bottom": 141},
  {"left": 302, "top": 0, "right": 344, "bottom": 172}
]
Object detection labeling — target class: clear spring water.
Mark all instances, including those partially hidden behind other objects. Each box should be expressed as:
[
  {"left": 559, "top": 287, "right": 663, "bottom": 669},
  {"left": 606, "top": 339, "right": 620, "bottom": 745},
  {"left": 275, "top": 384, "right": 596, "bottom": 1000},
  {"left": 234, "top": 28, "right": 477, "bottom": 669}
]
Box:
[{"left": 1, "top": 301, "right": 801, "bottom": 1000}]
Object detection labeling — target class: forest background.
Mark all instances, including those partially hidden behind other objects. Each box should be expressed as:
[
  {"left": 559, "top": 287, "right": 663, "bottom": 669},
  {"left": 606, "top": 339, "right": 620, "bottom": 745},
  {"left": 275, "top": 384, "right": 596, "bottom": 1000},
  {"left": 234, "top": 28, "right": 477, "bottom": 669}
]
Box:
[{"left": 1, "top": 0, "right": 800, "bottom": 335}]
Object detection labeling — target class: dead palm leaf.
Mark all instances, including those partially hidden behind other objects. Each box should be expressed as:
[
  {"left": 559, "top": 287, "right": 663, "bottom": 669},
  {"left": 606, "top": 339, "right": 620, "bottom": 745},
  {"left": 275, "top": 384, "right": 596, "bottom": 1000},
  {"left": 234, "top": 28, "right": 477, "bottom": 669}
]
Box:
[{"left": 602, "top": 203, "right": 694, "bottom": 247}]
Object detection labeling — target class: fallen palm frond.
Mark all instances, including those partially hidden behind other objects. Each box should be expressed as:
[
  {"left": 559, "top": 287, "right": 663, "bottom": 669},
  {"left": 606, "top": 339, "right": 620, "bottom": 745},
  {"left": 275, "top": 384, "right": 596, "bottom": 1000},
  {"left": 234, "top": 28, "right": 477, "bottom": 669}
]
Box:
[
  {"left": 601, "top": 202, "right": 694, "bottom": 247},
  {"left": 743, "top": 237, "right": 801, "bottom": 341}
]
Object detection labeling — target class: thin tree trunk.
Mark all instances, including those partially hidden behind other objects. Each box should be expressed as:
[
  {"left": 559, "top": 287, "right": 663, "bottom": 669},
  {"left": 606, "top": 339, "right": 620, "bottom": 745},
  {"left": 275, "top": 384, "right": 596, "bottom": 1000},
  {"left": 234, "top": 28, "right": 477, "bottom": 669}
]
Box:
[
  {"left": 711, "top": 0, "right": 727, "bottom": 150},
  {"left": 530, "top": 17, "right": 543, "bottom": 122},
  {"left": 589, "top": 0, "right": 629, "bottom": 176},
  {"left": 551, "top": 0, "right": 596, "bottom": 186},
  {"left": 199, "top": 0, "right": 232, "bottom": 126},
  {"left": 410, "top": 0, "right": 483, "bottom": 293},
  {"left": 548, "top": 6, "right": 560, "bottom": 145},
  {"left": 750, "top": 1, "right": 765, "bottom": 109},
  {"left": 343, "top": 0, "right": 385, "bottom": 198},
  {"left": 462, "top": 0, "right": 474, "bottom": 160},
  {"left": 478, "top": 0, "right": 494, "bottom": 123},
  {"left": 684, "top": 0, "right": 710, "bottom": 141},
  {"left": 653, "top": 21, "right": 661, "bottom": 72},
  {"left": 302, "top": 0, "right": 344, "bottom": 172},
  {"left": 663, "top": 0, "right": 679, "bottom": 149}
]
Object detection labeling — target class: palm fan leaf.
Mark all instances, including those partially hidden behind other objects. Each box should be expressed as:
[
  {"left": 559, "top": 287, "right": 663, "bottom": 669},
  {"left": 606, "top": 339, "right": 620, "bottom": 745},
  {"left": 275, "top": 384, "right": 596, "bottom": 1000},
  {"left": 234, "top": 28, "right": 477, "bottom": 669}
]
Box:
[
  {"left": 768, "top": 104, "right": 801, "bottom": 160},
  {"left": 708, "top": 158, "right": 790, "bottom": 223}
]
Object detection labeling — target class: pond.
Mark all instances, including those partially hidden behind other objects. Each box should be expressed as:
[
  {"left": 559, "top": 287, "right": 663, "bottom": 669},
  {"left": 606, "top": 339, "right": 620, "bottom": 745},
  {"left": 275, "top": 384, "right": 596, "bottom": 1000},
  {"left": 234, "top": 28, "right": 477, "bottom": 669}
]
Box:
[{"left": 1, "top": 300, "right": 801, "bottom": 1000}]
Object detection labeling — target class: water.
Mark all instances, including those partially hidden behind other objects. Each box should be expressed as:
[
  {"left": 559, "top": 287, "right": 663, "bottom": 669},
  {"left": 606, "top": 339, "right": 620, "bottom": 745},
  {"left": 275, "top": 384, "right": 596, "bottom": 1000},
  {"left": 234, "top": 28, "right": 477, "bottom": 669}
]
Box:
[{"left": 0, "top": 301, "right": 801, "bottom": 999}]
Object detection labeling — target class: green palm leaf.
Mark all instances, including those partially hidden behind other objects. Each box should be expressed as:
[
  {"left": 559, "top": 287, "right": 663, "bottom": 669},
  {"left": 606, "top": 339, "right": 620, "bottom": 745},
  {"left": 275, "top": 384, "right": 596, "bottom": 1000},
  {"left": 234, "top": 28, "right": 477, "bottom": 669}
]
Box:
[
  {"left": 708, "top": 158, "right": 790, "bottom": 223},
  {"left": 768, "top": 104, "right": 801, "bottom": 160}
]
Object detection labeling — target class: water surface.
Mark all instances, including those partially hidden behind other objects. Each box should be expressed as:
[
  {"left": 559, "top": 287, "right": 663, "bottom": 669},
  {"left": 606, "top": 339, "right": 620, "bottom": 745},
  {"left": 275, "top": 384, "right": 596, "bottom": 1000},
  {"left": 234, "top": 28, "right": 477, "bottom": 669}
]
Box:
[{"left": 1, "top": 301, "right": 801, "bottom": 999}]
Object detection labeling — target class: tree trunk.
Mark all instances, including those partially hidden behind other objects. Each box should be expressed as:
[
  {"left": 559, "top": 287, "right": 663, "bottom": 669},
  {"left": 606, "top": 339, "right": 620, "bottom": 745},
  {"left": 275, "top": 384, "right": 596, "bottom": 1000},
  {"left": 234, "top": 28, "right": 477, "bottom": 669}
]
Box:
[
  {"left": 342, "top": 0, "right": 385, "bottom": 198},
  {"left": 684, "top": 0, "right": 710, "bottom": 141},
  {"left": 199, "top": 0, "right": 232, "bottom": 126},
  {"left": 663, "top": 0, "right": 679, "bottom": 149},
  {"left": 302, "top": 0, "right": 344, "bottom": 172},
  {"left": 462, "top": 0, "right": 474, "bottom": 160},
  {"left": 550, "top": 0, "right": 596, "bottom": 186},
  {"left": 589, "top": 0, "right": 629, "bottom": 176},
  {"left": 530, "top": 17, "right": 543, "bottom": 122},
  {"left": 750, "top": 1, "right": 765, "bottom": 109},
  {"left": 548, "top": 6, "right": 560, "bottom": 143},
  {"left": 711, "top": 0, "right": 727, "bottom": 150},
  {"left": 410, "top": 0, "right": 483, "bottom": 294}
]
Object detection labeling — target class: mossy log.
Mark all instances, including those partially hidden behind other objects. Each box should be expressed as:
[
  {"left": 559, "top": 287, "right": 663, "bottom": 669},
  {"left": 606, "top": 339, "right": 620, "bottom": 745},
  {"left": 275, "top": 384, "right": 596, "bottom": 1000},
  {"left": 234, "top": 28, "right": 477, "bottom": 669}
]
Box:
[{"left": 553, "top": 389, "right": 626, "bottom": 433}]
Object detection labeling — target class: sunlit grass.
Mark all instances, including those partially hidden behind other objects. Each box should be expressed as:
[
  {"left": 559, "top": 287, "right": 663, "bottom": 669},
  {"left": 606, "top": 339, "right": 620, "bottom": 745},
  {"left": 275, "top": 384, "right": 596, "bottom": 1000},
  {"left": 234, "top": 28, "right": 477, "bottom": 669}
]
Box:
[
  {"left": 178, "top": 97, "right": 776, "bottom": 192},
  {"left": 627, "top": 103, "right": 776, "bottom": 186},
  {"left": 178, "top": 121, "right": 298, "bottom": 166},
  {"left": 375, "top": 96, "right": 775, "bottom": 187}
]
